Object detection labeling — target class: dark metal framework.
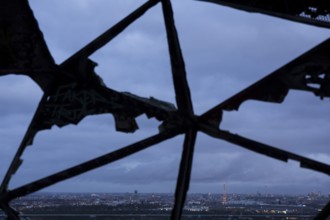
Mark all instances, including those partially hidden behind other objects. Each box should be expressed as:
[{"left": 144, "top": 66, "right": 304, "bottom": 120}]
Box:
[
  {"left": 199, "top": 0, "right": 330, "bottom": 28},
  {"left": 0, "top": 0, "right": 329, "bottom": 219}
]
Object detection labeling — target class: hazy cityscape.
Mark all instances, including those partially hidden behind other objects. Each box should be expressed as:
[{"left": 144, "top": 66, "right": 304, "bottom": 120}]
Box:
[{"left": 1, "top": 190, "right": 328, "bottom": 220}]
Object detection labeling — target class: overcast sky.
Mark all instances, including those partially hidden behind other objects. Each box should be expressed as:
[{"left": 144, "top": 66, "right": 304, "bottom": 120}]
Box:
[{"left": 0, "top": 0, "right": 329, "bottom": 195}]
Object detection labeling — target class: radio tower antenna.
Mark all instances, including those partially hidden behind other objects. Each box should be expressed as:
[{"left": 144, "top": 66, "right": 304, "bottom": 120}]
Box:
[{"left": 222, "top": 182, "right": 227, "bottom": 205}]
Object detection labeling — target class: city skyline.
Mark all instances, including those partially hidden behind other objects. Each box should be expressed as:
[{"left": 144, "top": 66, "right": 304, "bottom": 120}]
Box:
[{"left": 7, "top": 191, "right": 328, "bottom": 219}]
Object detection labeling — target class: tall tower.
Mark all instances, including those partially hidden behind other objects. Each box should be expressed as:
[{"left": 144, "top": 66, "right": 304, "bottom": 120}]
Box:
[{"left": 222, "top": 182, "right": 227, "bottom": 205}]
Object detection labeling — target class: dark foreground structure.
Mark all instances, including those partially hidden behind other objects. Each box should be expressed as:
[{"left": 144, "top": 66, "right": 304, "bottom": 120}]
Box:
[{"left": 0, "top": 0, "right": 329, "bottom": 219}]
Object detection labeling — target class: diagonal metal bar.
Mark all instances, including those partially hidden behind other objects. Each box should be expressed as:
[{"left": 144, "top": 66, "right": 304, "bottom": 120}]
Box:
[
  {"left": 199, "top": 122, "right": 330, "bottom": 175},
  {"left": 196, "top": 0, "right": 330, "bottom": 29},
  {"left": 0, "top": 202, "right": 20, "bottom": 220},
  {"left": 199, "top": 38, "right": 330, "bottom": 127},
  {"left": 61, "top": 0, "right": 161, "bottom": 67},
  {"left": 161, "top": 0, "right": 194, "bottom": 115},
  {"left": 315, "top": 200, "right": 330, "bottom": 220},
  {"left": 171, "top": 129, "right": 197, "bottom": 220},
  {"left": 3, "top": 130, "right": 179, "bottom": 202},
  {"left": 0, "top": 93, "right": 50, "bottom": 194}
]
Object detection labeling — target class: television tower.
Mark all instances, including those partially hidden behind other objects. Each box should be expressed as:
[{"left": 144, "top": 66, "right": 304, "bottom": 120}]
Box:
[{"left": 222, "top": 182, "right": 227, "bottom": 205}]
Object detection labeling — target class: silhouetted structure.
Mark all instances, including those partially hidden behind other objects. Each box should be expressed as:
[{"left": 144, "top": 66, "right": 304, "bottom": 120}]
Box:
[
  {"left": 199, "top": 0, "right": 330, "bottom": 28},
  {"left": 222, "top": 183, "right": 227, "bottom": 205},
  {"left": 0, "top": 0, "right": 329, "bottom": 219}
]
